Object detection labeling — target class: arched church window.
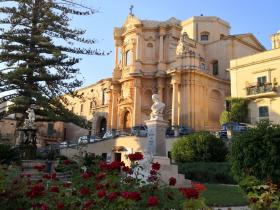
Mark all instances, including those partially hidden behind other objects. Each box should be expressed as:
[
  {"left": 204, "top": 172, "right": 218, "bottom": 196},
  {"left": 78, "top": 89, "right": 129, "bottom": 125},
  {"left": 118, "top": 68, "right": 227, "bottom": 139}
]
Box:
[{"left": 125, "top": 50, "right": 133, "bottom": 66}]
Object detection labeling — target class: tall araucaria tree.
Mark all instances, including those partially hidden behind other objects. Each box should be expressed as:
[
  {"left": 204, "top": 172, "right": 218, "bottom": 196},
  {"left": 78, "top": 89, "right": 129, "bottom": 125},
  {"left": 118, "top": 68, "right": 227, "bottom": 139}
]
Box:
[{"left": 0, "top": 0, "right": 106, "bottom": 127}]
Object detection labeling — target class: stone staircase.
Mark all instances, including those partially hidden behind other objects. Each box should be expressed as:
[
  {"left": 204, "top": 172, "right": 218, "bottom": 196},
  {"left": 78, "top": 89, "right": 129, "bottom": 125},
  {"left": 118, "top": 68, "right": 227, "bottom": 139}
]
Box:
[
  {"left": 153, "top": 156, "right": 191, "bottom": 187},
  {"left": 21, "top": 160, "right": 70, "bottom": 182}
]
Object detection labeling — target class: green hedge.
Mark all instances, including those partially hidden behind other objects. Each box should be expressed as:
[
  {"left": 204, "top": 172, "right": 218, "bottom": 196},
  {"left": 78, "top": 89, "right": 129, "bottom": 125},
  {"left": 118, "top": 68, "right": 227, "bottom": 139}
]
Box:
[
  {"left": 178, "top": 162, "right": 236, "bottom": 184},
  {"left": 171, "top": 132, "right": 228, "bottom": 162}
]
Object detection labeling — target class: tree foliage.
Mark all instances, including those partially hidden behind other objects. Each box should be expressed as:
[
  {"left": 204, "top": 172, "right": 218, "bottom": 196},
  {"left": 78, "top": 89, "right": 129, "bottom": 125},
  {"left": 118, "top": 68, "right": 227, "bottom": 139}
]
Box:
[
  {"left": 231, "top": 121, "right": 280, "bottom": 185},
  {"left": 171, "top": 132, "right": 228, "bottom": 162},
  {"left": 220, "top": 97, "right": 249, "bottom": 125},
  {"left": 0, "top": 0, "right": 106, "bottom": 127}
]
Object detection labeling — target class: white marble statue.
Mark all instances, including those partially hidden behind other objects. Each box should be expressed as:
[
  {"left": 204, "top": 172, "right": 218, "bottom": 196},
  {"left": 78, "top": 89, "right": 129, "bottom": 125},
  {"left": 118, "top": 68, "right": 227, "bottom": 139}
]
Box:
[
  {"left": 24, "top": 107, "right": 35, "bottom": 128},
  {"left": 150, "top": 94, "right": 165, "bottom": 120}
]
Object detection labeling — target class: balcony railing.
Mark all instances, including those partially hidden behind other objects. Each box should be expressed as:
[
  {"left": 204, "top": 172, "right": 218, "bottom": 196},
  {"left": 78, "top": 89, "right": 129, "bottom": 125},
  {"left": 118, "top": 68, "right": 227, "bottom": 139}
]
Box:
[{"left": 246, "top": 83, "right": 276, "bottom": 96}]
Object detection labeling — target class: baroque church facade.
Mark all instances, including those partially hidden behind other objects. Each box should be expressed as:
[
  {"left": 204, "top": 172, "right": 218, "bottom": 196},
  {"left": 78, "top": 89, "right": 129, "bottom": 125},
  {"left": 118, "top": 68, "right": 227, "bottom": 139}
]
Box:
[{"left": 66, "top": 15, "right": 265, "bottom": 136}]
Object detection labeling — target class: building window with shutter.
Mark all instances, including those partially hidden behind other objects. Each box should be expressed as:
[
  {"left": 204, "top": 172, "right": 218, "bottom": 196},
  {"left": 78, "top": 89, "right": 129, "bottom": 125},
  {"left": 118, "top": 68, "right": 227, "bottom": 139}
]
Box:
[
  {"left": 259, "top": 106, "right": 269, "bottom": 119},
  {"left": 200, "top": 31, "right": 209, "bottom": 41},
  {"left": 212, "top": 60, "right": 219, "bottom": 75}
]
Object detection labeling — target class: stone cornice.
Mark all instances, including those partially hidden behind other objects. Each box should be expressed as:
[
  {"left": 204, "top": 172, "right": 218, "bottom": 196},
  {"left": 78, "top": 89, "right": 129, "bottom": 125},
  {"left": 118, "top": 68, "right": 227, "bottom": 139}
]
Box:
[
  {"left": 229, "top": 55, "right": 280, "bottom": 71},
  {"left": 167, "top": 68, "right": 230, "bottom": 85}
]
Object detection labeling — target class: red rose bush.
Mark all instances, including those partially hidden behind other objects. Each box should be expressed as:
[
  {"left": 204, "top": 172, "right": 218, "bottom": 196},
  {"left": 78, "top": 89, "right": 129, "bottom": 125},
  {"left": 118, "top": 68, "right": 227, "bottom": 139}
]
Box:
[{"left": 0, "top": 152, "right": 208, "bottom": 210}]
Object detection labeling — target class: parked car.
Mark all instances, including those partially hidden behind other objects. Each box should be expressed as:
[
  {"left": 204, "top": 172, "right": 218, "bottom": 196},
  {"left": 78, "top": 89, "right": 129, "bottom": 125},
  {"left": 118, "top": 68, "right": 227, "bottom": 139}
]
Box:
[
  {"left": 102, "top": 130, "right": 120, "bottom": 139},
  {"left": 78, "top": 135, "right": 101, "bottom": 144},
  {"left": 218, "top": 122, "right": 248, "bottom": 139},
  {"left": 221, "top": 122, "right": 248, "bottom": 132},
  {"left": 59, "top": 141, "right": 68, "bottom": 148},
  {"left": 166, "top": 126, "right": 192, "bottom": 137},
  {"left": 131, "top": 125, "right": 147, "bottom": 137}
]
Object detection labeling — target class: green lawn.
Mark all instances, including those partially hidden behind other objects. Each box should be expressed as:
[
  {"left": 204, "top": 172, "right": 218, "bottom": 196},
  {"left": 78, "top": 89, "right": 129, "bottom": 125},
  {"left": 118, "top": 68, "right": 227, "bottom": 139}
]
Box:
[{"left": 201, "top": 183, "right": 248, "bottom": 207}]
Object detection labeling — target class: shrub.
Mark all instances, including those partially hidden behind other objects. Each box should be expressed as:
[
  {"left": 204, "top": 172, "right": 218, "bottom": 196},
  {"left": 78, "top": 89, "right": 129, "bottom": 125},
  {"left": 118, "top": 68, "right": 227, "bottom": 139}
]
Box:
[
  {"left": 178, "top": 162, "right": 236, "bottom": 184},
  {"left": 220, "top": 97, "right": 249, "bottom": 125},
  {"left": 239, "top": 177, "right": 280, "bottom": 210},
  {"left": 0, "top": 144, "right": 19, "bottom": 164},
  {"left": 231, "top": 121, "right": 280, "bottom": 184},
  {"left": 171, "top": 132, "right": 228, "bottom": 162}
]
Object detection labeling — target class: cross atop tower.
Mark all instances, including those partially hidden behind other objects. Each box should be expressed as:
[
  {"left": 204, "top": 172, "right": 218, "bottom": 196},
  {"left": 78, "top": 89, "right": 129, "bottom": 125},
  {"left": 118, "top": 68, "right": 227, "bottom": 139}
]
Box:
[{"left": 129, "top": 5, "right": 134, "bottom": 16}]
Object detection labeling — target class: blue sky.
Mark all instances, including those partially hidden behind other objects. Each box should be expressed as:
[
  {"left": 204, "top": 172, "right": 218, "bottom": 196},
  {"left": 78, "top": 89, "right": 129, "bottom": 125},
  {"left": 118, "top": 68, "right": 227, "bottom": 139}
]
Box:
[{"left": 73, "top": 0, "right": 280, "bottom": 87}]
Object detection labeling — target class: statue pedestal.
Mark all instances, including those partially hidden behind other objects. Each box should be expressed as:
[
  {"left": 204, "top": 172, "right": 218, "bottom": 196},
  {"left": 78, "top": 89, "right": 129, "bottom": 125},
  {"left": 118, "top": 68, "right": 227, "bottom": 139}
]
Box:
[{"left": 145, "top": 119, "right": 168, "bottom": 156}]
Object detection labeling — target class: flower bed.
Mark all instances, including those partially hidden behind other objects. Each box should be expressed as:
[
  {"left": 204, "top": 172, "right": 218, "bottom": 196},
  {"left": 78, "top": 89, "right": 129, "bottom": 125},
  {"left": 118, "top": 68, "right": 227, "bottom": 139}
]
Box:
[{"left": 0, "top": 153, "right": 208, "bottom": 210}]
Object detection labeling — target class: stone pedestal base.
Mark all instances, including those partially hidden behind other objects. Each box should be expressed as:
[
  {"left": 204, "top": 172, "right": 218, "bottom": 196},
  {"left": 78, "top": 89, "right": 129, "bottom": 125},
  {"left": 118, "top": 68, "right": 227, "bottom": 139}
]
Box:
[
  {"left": 153, "top": 156, "right": 191, "bottom": 187},
  {"left": 145, "top": 119, "right": 168, "bottom": 156}
]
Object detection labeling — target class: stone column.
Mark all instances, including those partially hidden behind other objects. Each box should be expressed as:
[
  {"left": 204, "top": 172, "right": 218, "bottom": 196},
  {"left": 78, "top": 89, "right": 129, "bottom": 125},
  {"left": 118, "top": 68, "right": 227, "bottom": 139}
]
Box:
[
  {"left": 110, "top": 85, "right": 119, "bottom": 129},
  {"left": 157, "top": 77, "right": 165, "bottom": 101},
  {"left": 171, "top": 80, "right": 179, "bottom": 127},
  {"left": 136, "top": 34, "right": 141, "bottom": 61},
  {"left": 134, "top": 34, "right": 142, "bottom": 73},
  {"left": 115, "top": 47, "right": 119, "bottom": 66},
  {"left": 159, "top": 35, "right": 164, "bottom": 62},
  {"left": 157, "top": 27, "right": 166, "bottom": 71},
  {"left": 133, "top": 78, "right": 142, "bottom": 126}
]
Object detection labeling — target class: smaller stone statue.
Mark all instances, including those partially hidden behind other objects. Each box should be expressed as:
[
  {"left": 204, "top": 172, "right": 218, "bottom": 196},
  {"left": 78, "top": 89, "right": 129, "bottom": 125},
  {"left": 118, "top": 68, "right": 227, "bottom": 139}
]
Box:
[
  {"left": 24, "top": 107, "right": 36, "bottom": 128},
  {"left": 150, "top": 94, "right": 165, "bottom": 120}
]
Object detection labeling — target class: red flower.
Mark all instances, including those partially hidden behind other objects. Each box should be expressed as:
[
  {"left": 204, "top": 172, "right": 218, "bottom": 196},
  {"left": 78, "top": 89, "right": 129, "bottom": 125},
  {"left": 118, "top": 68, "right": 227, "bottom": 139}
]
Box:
[
  {"left": 51, "top": 173, "right": 57, "bottom": 179},
  {"left": 50, "top": 185, "right": 59, "bottom": 193},
  {"left": 99, "top": 161, "right": 108, "bottom": 170},
  {"left": 84, "top": 200, "right": 94, "bottom": 208},
  {"left": 121, "top": 191, "right": 130, "bottom": 199},
  {"left": 63, "top": 159, "right": 70, "bottom": 165},
  {"left": 95, "top": 172, "right": 106, "bottom": 181},
  {"left": 34, "top": 164, "right": 45, "bottom": 172},
  {"left": 81, "top": 172, "right": 92, "bottom": 179},
  {"left": 192, "top": 182, "right": 206, "bottom": 192},
  {"left": 108, "top": 192, "right": 118, "bottom": 201},
  {"left": 122, "top": 166, "right": 131, "bottom": 173},
  {"left": 108, "top": 161, "right": 122, "bottom": 170},
  {"left": 152, "top": 162, "right": 160, "bottom": 171},
  {"left": 79, "top": 187, "right": 90, "bottom": 196},
  {"left": 180, "top": 188, "right": 199, "bottom": 199},
  {"left": 148, "top": 196, "right": 158, "bottom": 206},
  {"left": 63, "top": 182, "right": 71, "bottom": 188},
  {"left": 95, "top": 184, "right": 104, "bottom": 190},
  {"left": 169, "top": 177, "right": 176, "bottom": 186},
  {"left": 97, "top": 190, "right": 106, "bottom": 198},
  {"left": 129, "top": 192, "right": 141, "bottom": 201},
  {"left": 128, "top": 152, "right": 144, "bottom": 161},
  {"left": 41, "top": 203, "right": 48, "bottom": 210},
  {"left": 56, "top": 202, "right": 64, "bottom": 209},
  {"left": 43, "top": 174, "right": 51, "bottom": 179},
  {"left": 27, "top": 183, "right": 45, "bottom": 198},
  {"left": 150, "top": 170, "right": 157, "bottom": 175}
]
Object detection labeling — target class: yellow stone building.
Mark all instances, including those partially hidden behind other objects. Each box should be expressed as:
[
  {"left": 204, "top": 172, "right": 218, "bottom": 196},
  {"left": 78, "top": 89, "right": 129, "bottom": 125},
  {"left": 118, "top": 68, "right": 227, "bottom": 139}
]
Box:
[
  {"left": 230, "top": 31, "right": 280, "bottom": 124},
  {"left": 66, "top": 15, "right": 265, "bottom": 136}
]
